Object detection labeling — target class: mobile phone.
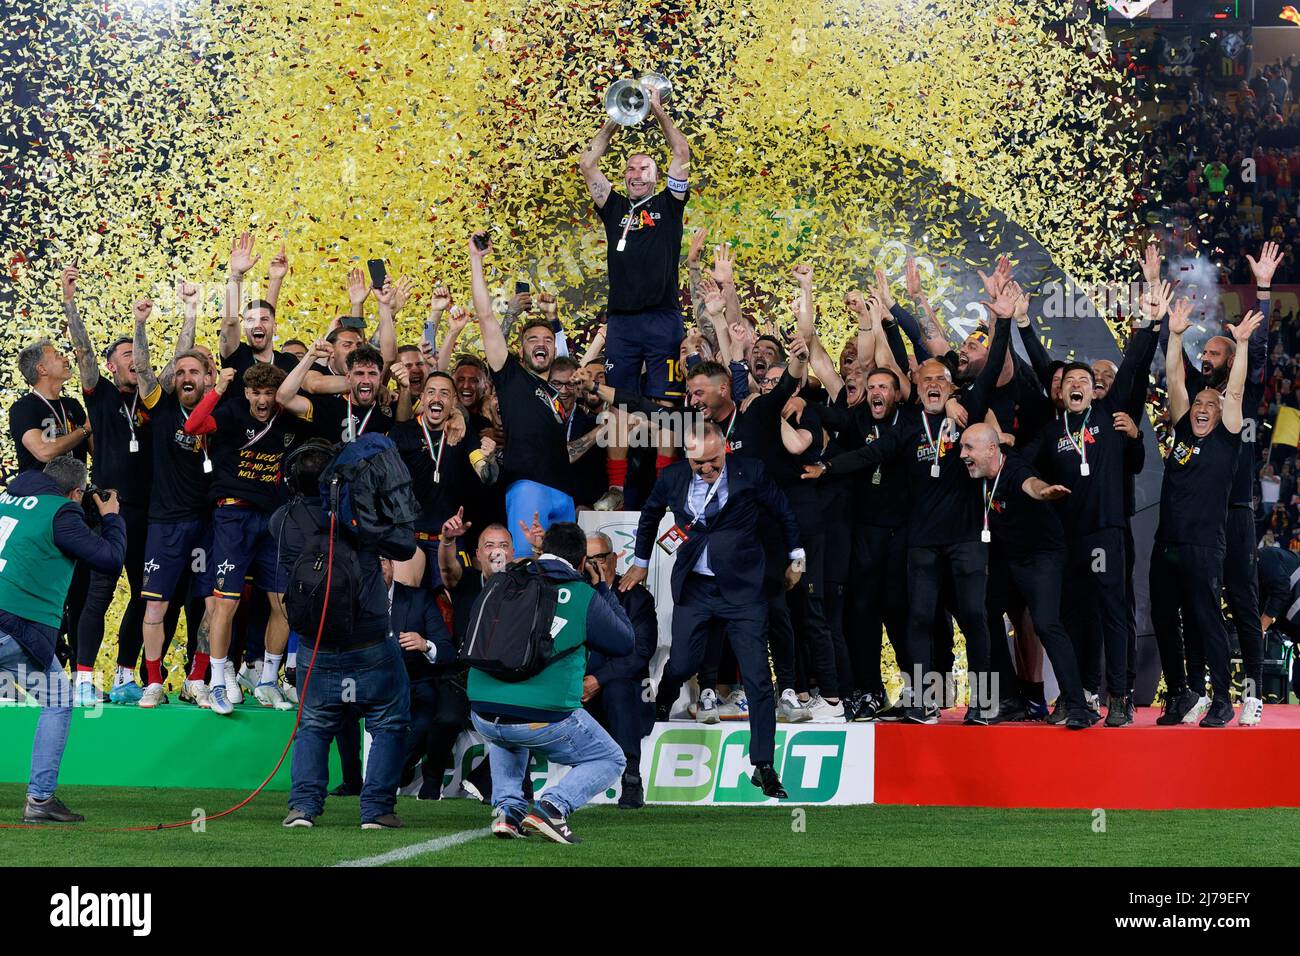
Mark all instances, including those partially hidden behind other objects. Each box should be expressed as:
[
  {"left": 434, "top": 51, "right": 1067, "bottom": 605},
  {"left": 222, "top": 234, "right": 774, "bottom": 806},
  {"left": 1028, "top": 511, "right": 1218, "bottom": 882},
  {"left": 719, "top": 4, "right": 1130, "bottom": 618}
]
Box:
[
  {"left": 366, "top": 258, "right": 387, "bottom": 290},
  {"left": 423, "top": 319, "right": 438, "bottom": 353},
  {"left": 341, "top": 316, "right": 366, "bottom": 331},
  {"left": 472, "top": 232, "right": 490, "bottom": 251},
  {"left": 515, "top": 281, "right": 530, "bottom": 295}
]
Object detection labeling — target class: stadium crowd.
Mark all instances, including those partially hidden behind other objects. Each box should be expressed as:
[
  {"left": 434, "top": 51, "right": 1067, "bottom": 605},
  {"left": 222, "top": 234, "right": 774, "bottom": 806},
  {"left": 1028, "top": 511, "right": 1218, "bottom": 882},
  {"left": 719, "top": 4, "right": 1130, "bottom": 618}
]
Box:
[{"left": 2, "top": 88, "right": 1297, "bottom": 836}]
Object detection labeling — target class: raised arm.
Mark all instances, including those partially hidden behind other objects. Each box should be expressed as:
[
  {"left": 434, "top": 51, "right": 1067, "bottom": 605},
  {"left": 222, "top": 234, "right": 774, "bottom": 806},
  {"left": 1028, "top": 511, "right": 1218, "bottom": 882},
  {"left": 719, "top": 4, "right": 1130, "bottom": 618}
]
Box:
[
  {"left": 346, "top": 267, "right": 369, "bottom": 320},
  {"left": 870, "top": 294, "right": 912, "bottom": 401},
  {"left": 276, "top": 339, "right": 329, "bottom": 416},
  {"left": 266, "top": 244, "right": 289, "bottom": 312},
  {"left": 579, "top": 120, "right": 618, "bottom": 208},
  {"left": 60, "top": 265, "right": 99, "bottom": 391},
  {"left": 373, "top": 273, "right": 408, "bottom": 368},
  {"left": 1165, "top": 296, "right": 1192, "bottom": 425},
  {"left": 902, "top": 257, "right": 946, "bottom": 358},
  {"left": 436, "top": 306, "right": 472, "bottom": 373},
  {"left": 222, "top": 232, "right": 260, "bottom": 359},
  {"left": 131, "top": 298, "right": 160, "bottom": 397},
  {"left": 469, "top": 233, "right": 508, "bottom": 372},
  {"left": 1224, "top": 310, "right": 1265, "bottom": 434},
  {"left": 1247, "top": 240, "right": 1283, "bottom": 383},
  {"left": 792, "top": 265, "right": 844, "bottom": 399},
  {"left": 161, "top": 280, "right": 200, "bottom": 393},
  {"left": 648, "top": 87, "right": 689, "bottom": 197}
]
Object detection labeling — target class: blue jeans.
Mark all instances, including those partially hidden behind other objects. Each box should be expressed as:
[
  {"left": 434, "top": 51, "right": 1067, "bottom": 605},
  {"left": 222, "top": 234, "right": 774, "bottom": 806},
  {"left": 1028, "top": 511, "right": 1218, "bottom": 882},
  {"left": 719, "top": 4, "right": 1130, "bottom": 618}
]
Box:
[
  {"left": 505, "top": 480, "right": 575, "bottom": 558},
  {"left": 470, "top": 708, "right": 625, "bottom": 818},
  {"left": 289, "top": 637, "right": 410, "bottom": 822},
  {"left": 0, "top": 631, "right": 73, "bottom": 800}
]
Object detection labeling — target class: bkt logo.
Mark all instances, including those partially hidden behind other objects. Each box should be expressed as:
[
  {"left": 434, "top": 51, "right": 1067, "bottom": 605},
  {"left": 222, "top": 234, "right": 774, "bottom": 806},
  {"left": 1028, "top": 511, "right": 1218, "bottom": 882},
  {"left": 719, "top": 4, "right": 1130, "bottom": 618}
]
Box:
[{"left": 648, "top": 728, "right": 845, "bottom": 803}]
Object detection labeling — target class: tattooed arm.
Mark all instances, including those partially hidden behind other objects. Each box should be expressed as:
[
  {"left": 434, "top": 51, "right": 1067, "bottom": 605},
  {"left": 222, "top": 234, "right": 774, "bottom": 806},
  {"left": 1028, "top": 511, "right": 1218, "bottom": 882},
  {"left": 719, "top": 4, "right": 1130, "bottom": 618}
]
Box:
[{"left": 62, "top": 266, "right": 98, "bottom": 390}]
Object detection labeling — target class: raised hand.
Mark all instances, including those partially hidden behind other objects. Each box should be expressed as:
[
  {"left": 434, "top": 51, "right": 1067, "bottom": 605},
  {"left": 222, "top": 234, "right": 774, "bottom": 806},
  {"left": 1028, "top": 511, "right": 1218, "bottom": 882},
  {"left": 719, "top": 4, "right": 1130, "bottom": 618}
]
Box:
[
  {"left": 1139, "top": 279, "right": 1173, "bottom": 325},
  {"left": 389, "top": 362, "right": 411, "bottom": 392},
  {"left": 428, "top": 281, "right": 451, "bottom": 313},
  {"left": 791, "top": 263, "right": 813, "bottom": 288},
  {"left": 133, "top": 298, "right": 153, "bottom": 323},
  {"left": 468, "top": 232, "right": 492, "bottom": 261},
  {"left": 269, "top": 244, "right": 290, "bottom": 281},
  {"left": 446, "top": 305, "right": 471, "bottom": 334},
  {"left": 1247, "top": 241, "right": 1283, "bottom": 288},
  {"left": 1232, "top": 309, "right": 1265, "bottom": 344},
  {"left": 1010, "top": 281, "right": 1030, "bottom": 327},
  {"left": 347, "top": 267, "right": 370, "bottom": 307},
  {"left": 229, "top": 232, "right": 260, "bottom": 279},
  {"left": 873, "top": 267, "right": 894, "bottom": 310},
  {"left": 1167, "top": 296, "right": 1193, "bottom": 336},
  {"left": 177, "top": 279, "right": 199, "bottom": 308},
  {"left": 905, "top": 256, "right": 922, "bottom": 299},
  {"left": 309, "top": 337, "right": 333, "bottom": 361},
  {"left": 377, "top": 275, "right": 414, "bottom": 312},
  {"left": 687, "top": 226, "right": 708, "bottom": 267},
  {"left": 843, "top": 290, "right": 868, "bottom": 317},
  {"left": 61, "top": 264, "right": 78, "bottom": 303},
  {"left": 711, "top": 244, "right": 735, "bottom": 286},
  {"left": 983, "top": 281, "right": 1018, "bottom": 321},
  {"left": 1138, "top": 241, "right": 1162, "bottom": 286},
  {"left": 215, "top": 367, "right": 237, "bottom": 394},
  {"left": 518, "top": 511, "right": 545, "bottom": 552},
  {"left": 441, "top": 507, "right": 470, "bottom": 541},
  {"left": 537, "top": 292, "right": 558, "bottom": 319}
]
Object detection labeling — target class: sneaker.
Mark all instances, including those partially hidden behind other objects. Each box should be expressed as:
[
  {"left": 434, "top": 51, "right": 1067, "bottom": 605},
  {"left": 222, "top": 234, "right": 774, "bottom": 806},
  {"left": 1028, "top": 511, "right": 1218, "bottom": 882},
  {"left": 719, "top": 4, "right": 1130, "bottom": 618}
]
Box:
[
  {"left": 255, "top": 681, "right": 293, "bottom": 711},
  {"left": 592, "top": 487, "right": 625, "bottom": 512},
  {"left": 1184, "top": 694, "right": 1211, "bottom": 725},
  {"left": 522, "top": 799, "right": 581, "bottom": 844},
  {"left": 1198, "top": 697, "right": 1234, "bottom": 728},
  {"left": 854, "top": 692, "right": 885, "bottom": 722},
  {"left": 1125, "top": 696, "right": 1135, "bottom": 722},
  {"left": 492, "top": 809, "right": 527, "bottom": 838},
  {"left": 22, "top": 795, "right": 84, "bottom": 824},
  {"left": 806, "top": 694, "right": 846, "bottom": 722},
  {"left": 179, "top": 679, "right": 211, "bottom": 709},
  {"left": 777, "top": 689, "right": 812, "bottom": 723},
  {"left": 73, "top": 682, "right": 102, "bottom": 707},
  {"left": 138, "top": 682, "right": 168, "bottom": 709},
  {"left": 696, "top": 688, "right": 720, "bottom": 725},
  {"left": 1046, "top": 698, "right": 1070, "bottom": 725},
  {"left": 224, "top": 669, "right": 244, "bottom": 706},
  {"left": 1065, "top": 707, "right": 1096, "bottom": 730},
  {"left": 1026, "top": 699, "right": 1049, "bottom": 721},
  {"left": 280, "top": 679, "right": 299, "bottom": 706},
  {"left": 208, "top": 684, "right": 234, "bottom": 716},
  {"left": 1156, "top": 687, "right": 1198, "bottom": 725},
  {"left": 1239, "top": 695, "right": 1263, "bottom": 726},
  {"left": 617, "top": 773, "right": 645, "bottom": 810},
  {"left": 236, "top": 663, "right": 259, "bottom": 697},
  {"left": 717, "top": 689, "right": 749, "bottom": 720},
  {"left": 904, "top": 706, "right": 939, "bottom": 725},
  {"left": 1104, "top": 695, "right": 1133, "bottom": 728},
  {"left": 963, "top": 706, "right": 990, "bottom": 726},
  {"left": 985, "top": 697, "right": 1028, "bottom": 724},
  {"left": 282, "top": 809, "right": 315, "bottom": 828},
  {"left": 109, "top": 680, "right": 143, "bottom": 704},
  {"left": 1084, "top": 690, "right": 1101, "bottom": 716},
  {"left": 874, "top": 699, "right": 909, "bottom": 722},
  {"left": 361, "top": 813, "right": 403, "bottom": 830}
]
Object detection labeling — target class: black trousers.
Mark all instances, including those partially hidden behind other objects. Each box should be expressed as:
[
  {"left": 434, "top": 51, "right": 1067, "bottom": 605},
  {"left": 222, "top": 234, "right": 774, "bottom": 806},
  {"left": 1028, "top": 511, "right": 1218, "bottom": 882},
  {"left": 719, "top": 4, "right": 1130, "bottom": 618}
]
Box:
[
  {"left": 823, "top": 582, "right": 854, "bottom": 698},
  {"left": 657, "top": 574, "right": 777, "bottom": 765},
  {"left": 1123, "top": 520, "right": 1138, "bottom": 695},
  {"left": 586, "top": 676, "right": 655, "bottom": 775},
  {"left": 1150, "top": 541, "right": 1232, "bottom": 698},
  {"left": 986, "top": 549, "right": 1085, "bottom": 709},
  {"left": 403, "top": 675, "right": 469, "bottom": 799},
  {"left": 785, "top": 527, "right": 840, "bottom": 699},
  {"left": 765, "top": 580, "right": 798, "bottom": 694},
  {"left": 849, "top": 523, "right": 911, "bottom": 696},
  {"left": 1061, "top": 528, "right": 1129, "bottom": 697},
  {"left": 1224, "top": 506, "right": 1264, "bottom": 693},
  {"left": 907, "top": 541, "right": 990, "bottom": 708}
]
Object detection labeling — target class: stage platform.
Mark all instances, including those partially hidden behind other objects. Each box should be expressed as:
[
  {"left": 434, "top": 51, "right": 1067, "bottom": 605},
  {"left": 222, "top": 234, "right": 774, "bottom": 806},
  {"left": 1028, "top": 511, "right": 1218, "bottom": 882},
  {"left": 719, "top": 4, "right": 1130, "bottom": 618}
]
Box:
[{"left": 2, "top": 702, "right": 1297, "bottom": 808}]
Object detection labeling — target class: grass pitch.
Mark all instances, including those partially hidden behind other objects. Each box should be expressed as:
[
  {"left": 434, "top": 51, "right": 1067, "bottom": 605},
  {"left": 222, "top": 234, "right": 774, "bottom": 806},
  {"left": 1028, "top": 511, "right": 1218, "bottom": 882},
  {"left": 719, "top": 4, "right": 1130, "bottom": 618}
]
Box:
[{"left": 3, "top": 784, "right": 1297, "bottom": 867}]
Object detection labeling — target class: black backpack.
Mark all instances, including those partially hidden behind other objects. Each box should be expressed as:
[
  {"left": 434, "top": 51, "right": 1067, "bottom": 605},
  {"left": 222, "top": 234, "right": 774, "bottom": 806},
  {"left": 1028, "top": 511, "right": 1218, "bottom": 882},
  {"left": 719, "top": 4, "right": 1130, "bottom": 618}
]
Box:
[
  {"left": 282, "top": 501, "right": 367, "bottom": 642},
  {"left": 462, "top": 560, "right": 579, "bottom": 682}
]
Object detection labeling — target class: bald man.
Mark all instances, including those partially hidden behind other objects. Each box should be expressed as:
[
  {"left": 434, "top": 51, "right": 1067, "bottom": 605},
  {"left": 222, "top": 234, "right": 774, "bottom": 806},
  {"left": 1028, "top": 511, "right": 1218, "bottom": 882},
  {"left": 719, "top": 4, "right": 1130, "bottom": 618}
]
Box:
[{"left": 959, "top": 424, "right": 1095, "bottom": 729}]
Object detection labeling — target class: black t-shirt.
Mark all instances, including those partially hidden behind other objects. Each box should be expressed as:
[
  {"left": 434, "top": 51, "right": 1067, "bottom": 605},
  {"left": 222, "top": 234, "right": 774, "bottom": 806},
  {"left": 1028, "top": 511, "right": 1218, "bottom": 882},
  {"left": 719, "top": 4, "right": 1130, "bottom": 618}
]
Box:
[
  {"left": 207, "top": 403, "right": 311, "bottom": 512},
  {"left": 84, "top": 380, "right": 154, "bottom": 507},
  {"left": 985, "top": 452, "right": 1065, "bottom": 558},
  {"left": 567, "top": 406, "right": 607, "bottom": 509},
  {"left": 1156, "top": 415, "right": 1242, "bottom": 549},
  {"left": 596, "top": 188, "right": 687, "bottom": 314},
  {"left": 7, "top": 392, "right": 88, "bottom": 473},
  {"left": 448, "top": 571, "right": 486, "bottom": 649},
  {"left": 852, "top": 406, "right": 909, "bottom": 529},
  {"left": 220, "top": 342, "right": 300, "bottom": 398},
  {"left": 1027, "top": 395, "right": 1130, "bottom": 538},
  {"left": 390, "top": 418, "right": 478, "bottom": 533},
  {"left": 716, "top": 372, "right": 801, "bottom": 485},
  {"left": 1184, "top": 364, "right": 1265, "bottom": 508},
  {"left": 145, "top": 390, "right": 212, "bottom": 522},
  {"left": 490, "top": 361, "right": 574, "bottom": 497},
  {"left": 308, "top": 394, "right": 396, "bottom": 446}
]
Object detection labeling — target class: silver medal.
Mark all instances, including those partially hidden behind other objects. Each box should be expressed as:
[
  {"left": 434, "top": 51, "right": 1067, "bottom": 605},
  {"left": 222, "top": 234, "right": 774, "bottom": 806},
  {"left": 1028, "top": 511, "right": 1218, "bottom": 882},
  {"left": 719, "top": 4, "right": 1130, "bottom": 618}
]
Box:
[
  {"left": 1080, "top": 463, "right": 1090, "bottom": 477},
  {"left": 129, "top": 439, "right": 139, "bottom": 453},
  {"left": 203, "top": 459, "right": 213, "bottom": 474},
  {"left": 981, "top": 529, "right": 991, "bottom": 544},
  {"left": 930, "top": 462, "right": 940, "bottom": 478}
]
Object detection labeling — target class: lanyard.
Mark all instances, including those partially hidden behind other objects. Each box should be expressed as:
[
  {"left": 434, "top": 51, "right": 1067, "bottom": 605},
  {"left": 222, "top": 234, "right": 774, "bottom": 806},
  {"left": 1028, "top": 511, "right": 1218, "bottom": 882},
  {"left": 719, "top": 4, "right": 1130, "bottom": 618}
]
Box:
[
  {"left": 347, "top": 398, "right": 375, "bottom": 442},
  {"left": 981, "top": 454, "right": 1005, "bottom": 543},
  {"left": 921, "top": 412, "right": 949, "bottom": 477},
  {"left": 870, "top": 410, "right": 898, "bottom": 484},
  {"left": 240, "top": 412, "right": 279, "bottom": 451},
  {"left": 419, "top": 417, "right": 447, "bottom": 482},
  {"left": 616, "top": 194, "right": 654, "bottom": 252},
  {"left": 685, "top": 473, "right": 724, "bottom": 529},
  {"left": 721, "top": 409, "right": 739, "bottom": 449},
  {"left": 1063, "top": 408, "right": 1091, "bottom": 475},
  {"left": 565, "top": 406, "right": 576, "bottom": 441},
  {"left": 32, "top": 392, "right": 70, "bottom": 435},
  {"left": 123, "top": 389, "right": 139, "bottom": 450},
  {"left": 180, "top": 404, "right": 213, "bottom": 473}
]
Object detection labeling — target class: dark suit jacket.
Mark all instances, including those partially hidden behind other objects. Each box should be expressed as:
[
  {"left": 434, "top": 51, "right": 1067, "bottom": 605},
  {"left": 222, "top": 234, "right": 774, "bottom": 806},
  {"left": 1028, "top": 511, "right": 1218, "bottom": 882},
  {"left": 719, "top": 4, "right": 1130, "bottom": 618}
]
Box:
[
  {"left": 587, "top": 574, "right": 658, "bottom": 686},
  {"left": 392, "top": 581, "right": 457, "bottom": 683},
  {"left": 635, "top": 456, "right": 800, "bottom": 605}
]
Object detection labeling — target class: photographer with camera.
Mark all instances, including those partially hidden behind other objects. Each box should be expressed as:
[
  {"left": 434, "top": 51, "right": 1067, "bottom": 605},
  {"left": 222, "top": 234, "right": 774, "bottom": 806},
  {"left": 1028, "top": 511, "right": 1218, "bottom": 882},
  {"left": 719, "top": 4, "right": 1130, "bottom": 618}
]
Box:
[{"left": 0, "top": 456, "right": 127, "bottom": 823}]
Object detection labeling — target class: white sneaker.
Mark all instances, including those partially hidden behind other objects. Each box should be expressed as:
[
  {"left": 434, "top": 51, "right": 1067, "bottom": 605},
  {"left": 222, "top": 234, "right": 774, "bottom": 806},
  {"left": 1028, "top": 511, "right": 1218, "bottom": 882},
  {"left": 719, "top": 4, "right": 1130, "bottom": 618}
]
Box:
[
  {"left": 138, "top": 683, "right": 168, "bottom": 709},
  {"left": 1183, "top": 694, "right": 1210, "bottom": 725},
  {"left": 696, "top": 688, "right": 720, "bottom": 724},
  {"left": 806, "top": 694, "right": 845, "bottom": 722},
  {"left": 236, "top": 663, "right": 258, "bottom": 696},
  {"left": 225, "top": 667, "right": 245, "bottom": 705},
  {"left": 777, "top": 689, "right": 812, "bottom": 723},
  {"left": 280, "top": 679, "right": 299, "bottom": 706},
  {"left": 717, "top": 689, "right": 749, "bottom": 720},
  {"left": 254, "top": 682, "right": 293, "bottom": 711},
  {"left": 180, "top": 679, "right": 211, "bottom": 709},
  {"left": 1239, "top": 695, "right": 1263, "bottom": 726}
]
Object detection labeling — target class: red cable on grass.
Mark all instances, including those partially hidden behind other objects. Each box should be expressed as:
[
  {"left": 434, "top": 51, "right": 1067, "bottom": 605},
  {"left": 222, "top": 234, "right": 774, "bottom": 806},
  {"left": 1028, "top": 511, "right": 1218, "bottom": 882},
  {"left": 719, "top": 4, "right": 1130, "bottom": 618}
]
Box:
[{"left": 1, "top": 511, "right": 337, "bottom": 834}]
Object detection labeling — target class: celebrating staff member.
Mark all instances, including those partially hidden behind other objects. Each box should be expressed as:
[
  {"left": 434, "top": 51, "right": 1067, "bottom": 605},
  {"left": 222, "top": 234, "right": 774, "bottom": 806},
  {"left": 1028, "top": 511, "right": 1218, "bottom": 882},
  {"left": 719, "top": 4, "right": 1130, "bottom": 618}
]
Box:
[
  {"left": 218, "top": 234, "right": 303, "bottom": 394},
  {"left": 580, "top": 81, "right": 690, "bottom": 508},
  {"left": 1151, "top": 306, "right": 1263, "bottom": 729},
  {"left": 0, "top": 456, "right": 126, "bottom": 824},
  {"left": 624, "top": 423, "right": 804, "bottom": 799},
  {"left": 958, "top": 424, "right": 1094, "bottom": 730},
  {"left": 182, "top": 364, "right": 312, "bottom": 715},
  {"left": 276, "top": 340, "right": 400, "bottom": 444}
]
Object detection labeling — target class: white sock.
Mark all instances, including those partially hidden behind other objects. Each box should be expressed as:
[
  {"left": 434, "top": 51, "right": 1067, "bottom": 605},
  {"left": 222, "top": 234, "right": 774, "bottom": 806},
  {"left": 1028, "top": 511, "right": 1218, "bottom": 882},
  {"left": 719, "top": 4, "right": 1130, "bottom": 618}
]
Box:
[
  {"left": 114, "top": 665, "right": 133, "bottom": 687},
  {"left": 76, "top": 670, "right": 94, "bottom": 686},
  {"left": 261, "top": 653, "right": 283, "bottom": 686},
  {"left": 210, "top": 658, "right": 228, "bottom": 689},
  {"left": 287, "top": 651, "right": 297, "bottom": 669}
]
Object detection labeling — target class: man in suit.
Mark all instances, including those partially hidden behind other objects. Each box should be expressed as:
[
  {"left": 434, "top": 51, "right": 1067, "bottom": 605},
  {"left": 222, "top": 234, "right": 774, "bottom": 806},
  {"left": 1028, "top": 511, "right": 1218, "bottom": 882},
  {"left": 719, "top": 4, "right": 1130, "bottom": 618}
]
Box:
[
  {"left": 621, "top": 423, "right": 804, "bottom": 799},
  {"left": 386, "top": 556, "right": 459, "bottom": 800},
  {"left": 584, "top": 532, "right": 658, "bottom": 809}
]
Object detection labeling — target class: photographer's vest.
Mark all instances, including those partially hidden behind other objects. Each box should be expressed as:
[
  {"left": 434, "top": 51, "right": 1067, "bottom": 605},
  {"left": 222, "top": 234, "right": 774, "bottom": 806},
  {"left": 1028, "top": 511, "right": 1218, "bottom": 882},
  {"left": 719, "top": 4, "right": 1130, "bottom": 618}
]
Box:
[
  {"left": 468, "top": 579, "right": 595, "bottom": 714},
  {"left": 0, "top": 492, "right": 74, "bottom": 628}
]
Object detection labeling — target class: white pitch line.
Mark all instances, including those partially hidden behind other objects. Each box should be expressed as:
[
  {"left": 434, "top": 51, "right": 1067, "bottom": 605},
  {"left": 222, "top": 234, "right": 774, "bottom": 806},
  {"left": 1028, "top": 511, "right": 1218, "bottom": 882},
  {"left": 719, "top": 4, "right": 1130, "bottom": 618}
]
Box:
[{"left": 334, "top": 826, "right": 492, "bottom": 867}]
